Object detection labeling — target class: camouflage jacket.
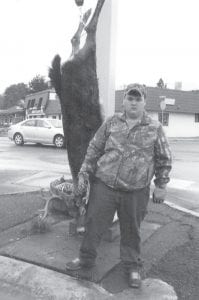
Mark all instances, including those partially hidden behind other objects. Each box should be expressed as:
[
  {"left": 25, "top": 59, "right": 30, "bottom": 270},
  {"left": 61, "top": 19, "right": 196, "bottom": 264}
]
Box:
[{"left": 79, "top": 112, "right": 172, "bottom": 191}]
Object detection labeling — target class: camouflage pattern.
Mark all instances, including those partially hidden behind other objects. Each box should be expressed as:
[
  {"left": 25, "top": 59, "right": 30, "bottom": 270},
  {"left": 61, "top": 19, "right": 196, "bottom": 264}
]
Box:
[
  {"left": 125, "top": 83, "right": 147, "bottom": 99},
  {"left": 80, "top": 112, "right": 172, "bottom": 191},
  {"left": 50, "top": 177, "right": 88, "bottom": 218}
]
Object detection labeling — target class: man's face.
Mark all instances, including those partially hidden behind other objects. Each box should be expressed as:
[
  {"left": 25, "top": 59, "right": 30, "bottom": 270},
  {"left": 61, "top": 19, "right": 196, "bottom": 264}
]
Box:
[{"left": 123, "top": 93, "right": 146, "bottom": 119}]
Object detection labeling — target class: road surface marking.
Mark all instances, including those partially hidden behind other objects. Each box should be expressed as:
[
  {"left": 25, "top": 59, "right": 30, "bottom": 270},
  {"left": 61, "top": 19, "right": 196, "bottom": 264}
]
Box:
[{"left": 165, "top": 201, "right": 199, "bottom": 218}]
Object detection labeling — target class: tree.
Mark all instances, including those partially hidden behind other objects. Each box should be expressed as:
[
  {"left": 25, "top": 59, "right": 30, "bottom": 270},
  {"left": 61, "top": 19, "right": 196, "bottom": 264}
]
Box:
[
  {"left": 0, "top": 95, "right": 5, "bottom": 109},
  {"left": 28, "top": 75, "right": 49, "bottom": 94},
  {"left": 157, "top": 78, "right": 166, "bottom": 88},
  {"left": 3, "top": 83, "right": 29, "bottom": 109}
]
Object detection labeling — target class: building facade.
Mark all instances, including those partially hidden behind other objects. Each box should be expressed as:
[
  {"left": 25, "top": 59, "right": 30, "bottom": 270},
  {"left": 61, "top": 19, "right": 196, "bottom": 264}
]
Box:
[
  {"left": 0, "top": 106, "right": 25, "bottom": 126},
  {"left": 115, "top": 87, "right": 199, "bottom": 138},
  {"left": 2, "top": 86, "right": 199, "bottom": 138},
  {"left": 24, "top": 89, "right": 61, "bottom": 120}
]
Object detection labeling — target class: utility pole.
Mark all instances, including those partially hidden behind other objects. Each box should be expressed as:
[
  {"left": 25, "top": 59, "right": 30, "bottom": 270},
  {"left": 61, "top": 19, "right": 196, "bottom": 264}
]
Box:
[{"left": 159, "top": 96, "right": 166, "bottom": 125}]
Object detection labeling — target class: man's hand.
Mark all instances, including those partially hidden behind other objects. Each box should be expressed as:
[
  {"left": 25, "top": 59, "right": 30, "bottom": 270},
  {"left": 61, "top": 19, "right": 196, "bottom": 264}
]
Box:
[
  {"left": 75, "top": 173, "right": 88, "bottom": 196},
  {"left": 153, "top": 187, "right": 167, "bottom": 204}
]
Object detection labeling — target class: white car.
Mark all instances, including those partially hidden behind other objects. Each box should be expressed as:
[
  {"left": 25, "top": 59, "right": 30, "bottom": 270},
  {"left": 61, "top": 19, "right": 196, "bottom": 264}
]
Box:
[{"left": 8, "top": 118, "right": 65, "bottom": 148}]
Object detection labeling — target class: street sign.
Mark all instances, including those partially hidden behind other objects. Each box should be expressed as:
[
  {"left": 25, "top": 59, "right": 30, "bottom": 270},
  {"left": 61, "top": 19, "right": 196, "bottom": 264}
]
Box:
[{"left": 165, "top": 98, "right": 175, "bottom": 105}]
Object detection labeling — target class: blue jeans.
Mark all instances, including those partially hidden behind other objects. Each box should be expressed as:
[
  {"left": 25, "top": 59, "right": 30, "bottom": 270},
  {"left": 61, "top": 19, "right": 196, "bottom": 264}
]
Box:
[{"left": 80, "top": 178, "right": 150, "bottom": 270}]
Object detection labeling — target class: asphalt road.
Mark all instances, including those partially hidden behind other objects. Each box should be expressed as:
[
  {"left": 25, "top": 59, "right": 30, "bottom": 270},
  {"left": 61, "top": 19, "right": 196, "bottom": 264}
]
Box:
[
  {"left": 167, "top": 139, "right": 199, "bottom": 214},
  {"left": 0, "top": 137, "right": 199, "bottom": 227},
  {"left": 0, "top": 137, "right": 68, "bottom": 173}
]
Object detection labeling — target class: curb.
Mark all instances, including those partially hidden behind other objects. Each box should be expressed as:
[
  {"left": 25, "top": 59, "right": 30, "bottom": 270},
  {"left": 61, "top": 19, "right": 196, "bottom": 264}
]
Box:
[
  {"left": 0, "top": 189, "right": 43, "bottom": 197},
  {"left": 0, "top": 255, "right": 178, "bottom": 300},
  {"left": 165, "top": 200, "right": 199, "bottom": 218},
  {"left": 0, "top": 256, "right": 112, "bottom": 300}
]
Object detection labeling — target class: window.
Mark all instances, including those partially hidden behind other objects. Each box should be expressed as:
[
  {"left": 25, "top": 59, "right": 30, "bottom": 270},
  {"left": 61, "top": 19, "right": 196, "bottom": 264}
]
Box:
[
  {"left": 158, "top": 112, "right": 169, "bottom": 126},
  {"left": 31, "top": 99, "right": 35, "bottom": 108},
  {"left": 36, "top": 120, "right": 50, "bottom": 128},
  {"left": 47, "top": 119, "right": 62, "bottom": 128},
  {"left": 49, "top": 92, "right": 56, "bottom": 100},
  {"left": 27, "top": 100, "right": 31, "bottom": 109},
  {"left": 195, "top": 113, "right": 199, "bottom": 123},
  {"left": 22, "top": 120, "right": 36, "bottom": 127},
  {"left": 37, "top": 97, "right": 43, "bottom": 109}
]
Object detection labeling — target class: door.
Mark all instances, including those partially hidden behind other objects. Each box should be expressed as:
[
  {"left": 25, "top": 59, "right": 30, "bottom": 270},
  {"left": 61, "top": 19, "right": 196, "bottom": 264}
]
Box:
[
  {"left": 35, "top": 119, "right": 54, "bottom": 144},
  {"left": 21, "top": 119, "right": 37, "bottom": 141}
]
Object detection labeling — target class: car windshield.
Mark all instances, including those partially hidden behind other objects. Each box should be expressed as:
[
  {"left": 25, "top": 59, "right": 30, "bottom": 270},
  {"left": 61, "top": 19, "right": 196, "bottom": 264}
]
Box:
[{"left": 47, "top": 119, "right": 62, "bottom": 128}]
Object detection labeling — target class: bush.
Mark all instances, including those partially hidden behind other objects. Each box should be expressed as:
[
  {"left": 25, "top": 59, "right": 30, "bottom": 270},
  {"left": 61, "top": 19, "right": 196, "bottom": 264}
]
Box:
[{"left": 0, "top": 127, "right": 8, "bottom": 137}]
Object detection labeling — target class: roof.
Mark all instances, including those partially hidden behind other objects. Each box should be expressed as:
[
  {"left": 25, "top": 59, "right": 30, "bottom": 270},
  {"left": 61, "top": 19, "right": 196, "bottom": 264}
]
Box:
[
  {"left": 25, "top": 89, "right": 54, "bottom": 98},
  {"left": 0, "top": 106, "right": 24, "bottom": 115},
  {"left": 24, "top": 89, "right": 55, "bottom": 109},
  {"left": 115, "top": 87, "right": 199, "bottom": 114},
  {"left": 45, "top": 100, "right": 61, "bottom": 115}
]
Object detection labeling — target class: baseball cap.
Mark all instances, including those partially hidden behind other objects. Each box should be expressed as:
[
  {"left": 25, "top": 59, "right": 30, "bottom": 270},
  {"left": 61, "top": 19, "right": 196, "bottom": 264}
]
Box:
[{"left": 125, "top": 83, "right": 147, "bottom": 99}]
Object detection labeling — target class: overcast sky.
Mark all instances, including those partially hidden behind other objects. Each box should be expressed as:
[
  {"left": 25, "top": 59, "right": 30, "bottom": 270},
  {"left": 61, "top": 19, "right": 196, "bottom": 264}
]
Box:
[{"left": 0, "top": 0, "right": 199, "bottom": 94}]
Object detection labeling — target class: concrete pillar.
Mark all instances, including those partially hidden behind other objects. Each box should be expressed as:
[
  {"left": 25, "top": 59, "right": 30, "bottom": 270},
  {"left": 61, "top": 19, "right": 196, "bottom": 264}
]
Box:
[{"left": 96, "top": 0, "right": 118, "bottom": 118}]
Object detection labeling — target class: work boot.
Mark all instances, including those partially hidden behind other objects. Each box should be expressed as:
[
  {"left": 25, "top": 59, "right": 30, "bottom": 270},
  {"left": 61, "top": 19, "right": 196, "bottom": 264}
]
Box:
[
  {"left": 66, "top": 258, "right": 95, "bottom": 271},
  {"left": 128, "top": 270, "right": 142, "bottom": 288}
]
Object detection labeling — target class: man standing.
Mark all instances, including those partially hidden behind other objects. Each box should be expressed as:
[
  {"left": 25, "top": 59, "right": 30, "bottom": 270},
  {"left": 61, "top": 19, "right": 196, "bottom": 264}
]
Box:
[{"left": 66, "top": 83, "right": 172, "bottom": 288}]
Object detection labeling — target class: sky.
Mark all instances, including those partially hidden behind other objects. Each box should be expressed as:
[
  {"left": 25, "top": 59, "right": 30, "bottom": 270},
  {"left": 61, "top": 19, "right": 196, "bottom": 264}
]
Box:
[{"left": 0, "top": 0, "right": 199, "bottom": 94}]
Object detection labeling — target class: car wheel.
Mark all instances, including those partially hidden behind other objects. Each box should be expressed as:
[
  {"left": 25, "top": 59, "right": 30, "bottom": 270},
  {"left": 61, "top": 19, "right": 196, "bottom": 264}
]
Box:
[
  {"left": 14, "top": 133, "right": 24, "bottom": 146},
  {"left": 54, "top": 135, "right": 64, "bottom": 148}
]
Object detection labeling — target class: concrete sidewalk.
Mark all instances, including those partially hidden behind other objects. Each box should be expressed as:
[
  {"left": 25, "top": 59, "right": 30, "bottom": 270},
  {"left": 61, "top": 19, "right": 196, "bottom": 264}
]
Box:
[
  {"left": 0, "top": 217, "right": 177, "bottom": 300},
  {"left": 0, "top": 173, "right": 179, "bottom": 299}
]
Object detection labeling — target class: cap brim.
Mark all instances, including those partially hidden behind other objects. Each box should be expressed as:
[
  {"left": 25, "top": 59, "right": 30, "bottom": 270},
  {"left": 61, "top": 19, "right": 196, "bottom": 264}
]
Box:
[{"left": 126, "top": 88, "right": 142, "bottom": 97}]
